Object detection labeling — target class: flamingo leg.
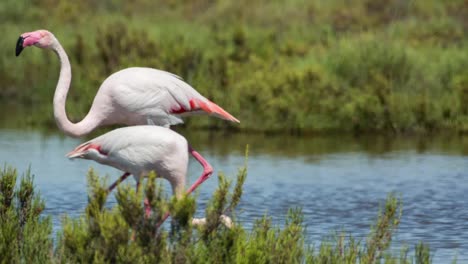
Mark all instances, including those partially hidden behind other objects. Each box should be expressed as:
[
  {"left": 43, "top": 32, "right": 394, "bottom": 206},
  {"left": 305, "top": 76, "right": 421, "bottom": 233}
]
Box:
[
  {"left": 107, "top": 172, "right": 130, "bottom": 193},
  {"left": 186, "top": 145, "right": 214, "bottom": 194},
  {"left": 144, "top": 199, "right": 151, "bottom": 218},
  {"left": 136, "top": 180, "right": 152, "bottom": 218},
  {"left": 157, "top": 145, "right": 213, "bottom": 226}
]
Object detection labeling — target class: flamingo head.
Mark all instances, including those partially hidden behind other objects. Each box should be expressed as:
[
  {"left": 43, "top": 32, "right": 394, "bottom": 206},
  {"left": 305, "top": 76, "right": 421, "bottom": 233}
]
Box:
[
  {"left": 16, "top": 29, "right": 55, "bottom": 56},
  {"left": 66, "top": 143, "right": 108, "bottom": 161}
]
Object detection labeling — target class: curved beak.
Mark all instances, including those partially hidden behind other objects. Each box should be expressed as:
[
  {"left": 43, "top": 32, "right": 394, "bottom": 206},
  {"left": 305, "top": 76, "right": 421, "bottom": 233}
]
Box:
[{"left": 16, "top": 36, "right": 24, "bottom": 56}]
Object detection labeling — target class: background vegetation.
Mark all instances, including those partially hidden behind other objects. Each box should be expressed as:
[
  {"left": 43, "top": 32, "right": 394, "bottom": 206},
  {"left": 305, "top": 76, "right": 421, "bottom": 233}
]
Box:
[
  {"left": 0, "top": 164, "right": 441, "bottom": 263},
  {"left": 2, "top": 0, "right": 468, "bottom": 134}
]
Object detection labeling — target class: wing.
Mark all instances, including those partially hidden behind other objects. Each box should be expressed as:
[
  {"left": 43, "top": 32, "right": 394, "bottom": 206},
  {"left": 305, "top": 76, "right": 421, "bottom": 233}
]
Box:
[{"left": 106, "top": 68, "right": 203, "bottom": 126}]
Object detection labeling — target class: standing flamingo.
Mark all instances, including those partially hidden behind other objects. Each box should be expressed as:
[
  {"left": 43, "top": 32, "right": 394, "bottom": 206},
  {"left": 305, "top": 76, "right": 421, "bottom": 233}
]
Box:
[
  {"left": 67, "top": 125, "right": 232, "bottom": 227},
  {"left": 15, "top": 29, "right": 239, "bottom": 184},
  {"left": 15, "top": 29, "right": 239, "bottom": 132}
]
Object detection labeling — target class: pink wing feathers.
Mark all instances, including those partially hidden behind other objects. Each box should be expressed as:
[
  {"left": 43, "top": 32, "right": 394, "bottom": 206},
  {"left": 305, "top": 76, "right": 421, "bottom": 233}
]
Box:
[{"left": 192, "top": 99, "right": 240, "bottom": 123}]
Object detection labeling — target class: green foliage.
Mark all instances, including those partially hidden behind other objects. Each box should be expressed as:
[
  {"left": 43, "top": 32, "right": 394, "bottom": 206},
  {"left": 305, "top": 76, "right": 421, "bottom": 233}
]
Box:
[
  {"left": 0, "top": 165, "right": 52, "bottom": 264},
  {"left": 235, "top": 208, "right": 306, "bottom": 263},
  {"left": 415, "top": 242, "right": 432, "bottom": 264},
  {"left": 1, "top": 0, "right": 468, "bottom": 133},
  {"left": 364, "top": 194, "right": 402, "bottom": 262},
  {"left": 0, "top": 163, "right": 452, "bottom": 263}
]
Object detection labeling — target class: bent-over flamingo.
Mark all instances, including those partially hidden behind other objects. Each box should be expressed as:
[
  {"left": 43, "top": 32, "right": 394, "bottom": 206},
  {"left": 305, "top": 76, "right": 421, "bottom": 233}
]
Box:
[{"left": 67, "top": 125, "right": 232, "bottom": 227}]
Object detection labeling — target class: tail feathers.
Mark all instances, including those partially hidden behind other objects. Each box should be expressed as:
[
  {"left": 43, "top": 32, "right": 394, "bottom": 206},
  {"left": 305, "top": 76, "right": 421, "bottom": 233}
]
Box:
[{"left": 196, "top": 99, "right": 240, "bottom": 123}]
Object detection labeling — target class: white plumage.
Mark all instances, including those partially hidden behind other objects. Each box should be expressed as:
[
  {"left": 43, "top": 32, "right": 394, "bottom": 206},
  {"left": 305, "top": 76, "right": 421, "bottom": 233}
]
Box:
[{"left": 67, "top": 125, "right": 189, "bottom": 195}]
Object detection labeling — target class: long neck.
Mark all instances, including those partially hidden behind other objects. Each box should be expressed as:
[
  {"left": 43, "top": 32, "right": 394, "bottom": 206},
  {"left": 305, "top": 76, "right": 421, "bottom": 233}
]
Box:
[
  {"left": 172, "top": 176, "right": 186, "bottom": 199},
  {"left": 52, "top": 39, "right": 100, "bottom": 137}
]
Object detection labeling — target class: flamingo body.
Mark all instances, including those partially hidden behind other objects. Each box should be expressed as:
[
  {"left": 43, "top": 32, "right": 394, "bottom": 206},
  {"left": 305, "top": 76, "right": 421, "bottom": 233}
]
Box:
[
  {"left": 90, "top": 67, "right": 238, "bottom": 127},
  {"left": 67, "top": 125, "right": 188, "bottom": 195}
]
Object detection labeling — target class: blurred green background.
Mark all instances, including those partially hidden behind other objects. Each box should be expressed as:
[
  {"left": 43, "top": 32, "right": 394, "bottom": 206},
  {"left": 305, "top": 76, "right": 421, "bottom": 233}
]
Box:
[{"left": 2, "top": 0, "right": 468, "bottom": 134}]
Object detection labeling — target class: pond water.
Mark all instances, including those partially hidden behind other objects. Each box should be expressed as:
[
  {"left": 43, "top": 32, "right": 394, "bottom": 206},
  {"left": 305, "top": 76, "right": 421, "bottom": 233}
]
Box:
[{"left": 0, "top": 129, "right": 467, "bottom": 262}]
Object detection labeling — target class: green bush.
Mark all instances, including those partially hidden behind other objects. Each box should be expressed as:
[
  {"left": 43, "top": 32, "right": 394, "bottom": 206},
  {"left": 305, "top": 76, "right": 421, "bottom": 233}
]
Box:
[
  {"left": 0, "top": 166, "right": 52, "bottom": 264},
  {"left": 0, "top": 163, "right": 452, "bottom": 263}
]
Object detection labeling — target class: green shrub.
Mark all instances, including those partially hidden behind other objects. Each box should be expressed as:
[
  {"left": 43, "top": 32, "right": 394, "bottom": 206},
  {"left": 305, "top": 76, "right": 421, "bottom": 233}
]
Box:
[
  {"left": 0, "top": 166, "right": 52, "bottom": 264},
  {"left": 0, "top": 162, "right": 453, "bottom": 263}
]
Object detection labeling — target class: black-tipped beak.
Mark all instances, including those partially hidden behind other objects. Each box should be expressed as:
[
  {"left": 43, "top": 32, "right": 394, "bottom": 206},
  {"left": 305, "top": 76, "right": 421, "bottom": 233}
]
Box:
[{"left": 16, "top": 36, "right": 24, "bottom": 56}]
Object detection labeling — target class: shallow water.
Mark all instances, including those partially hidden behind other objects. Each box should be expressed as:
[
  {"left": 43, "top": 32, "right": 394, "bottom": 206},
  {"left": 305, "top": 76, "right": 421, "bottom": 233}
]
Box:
[{"left": 0, "top": 129, "right": 467, "bottom": 262}]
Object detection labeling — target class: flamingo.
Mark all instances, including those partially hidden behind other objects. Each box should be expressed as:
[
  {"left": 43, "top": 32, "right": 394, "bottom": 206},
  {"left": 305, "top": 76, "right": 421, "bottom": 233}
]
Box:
[
  {"left": 15, "top": 29, "right": 239, "bottom": 185},
  {"left": 15, "top": 29, "right": 239, "bottom": 132},
  {"left": 67, "top": 125, "right": 232, "bottom": 227}
]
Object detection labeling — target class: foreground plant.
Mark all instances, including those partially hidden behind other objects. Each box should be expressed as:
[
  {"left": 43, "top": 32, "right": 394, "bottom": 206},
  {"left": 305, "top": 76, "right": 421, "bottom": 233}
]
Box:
[
  {"left": 0, "top": 163, "right": 445, "bottom": 263},
  {"left": 0, "top": 166, "right": 52, "bottom": 263}
]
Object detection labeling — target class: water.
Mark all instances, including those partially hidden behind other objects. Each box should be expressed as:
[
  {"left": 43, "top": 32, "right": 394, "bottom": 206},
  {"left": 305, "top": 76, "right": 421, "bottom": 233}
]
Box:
[{"left": 0, "top": 129, "right": 467, "bottom": 262}]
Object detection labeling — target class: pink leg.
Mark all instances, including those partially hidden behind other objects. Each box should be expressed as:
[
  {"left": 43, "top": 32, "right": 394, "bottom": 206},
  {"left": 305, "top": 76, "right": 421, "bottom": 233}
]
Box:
[
  {"left": 144, "top": 199, "right": 151, "bottom": 218},
  {"left": 107, "top": 172, "right": 130, "bottom": 193},
  {"left": 186, "top": 145, "right": 214, "bottom": 194},
  {"left": 158, "top": 145, "right": 213, "bottom": 226},
  {"left": 136, "top": 180, "right": 152, "bottom": 218}
]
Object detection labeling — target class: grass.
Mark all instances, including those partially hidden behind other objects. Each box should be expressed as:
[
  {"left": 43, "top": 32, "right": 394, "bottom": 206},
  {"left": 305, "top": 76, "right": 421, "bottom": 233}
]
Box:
[
  {"left": 1, "top": 0, "right": 468, "bottom": 134},
  {"left": 0, "top": 163, "right": 451, "bottom": 263}
]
